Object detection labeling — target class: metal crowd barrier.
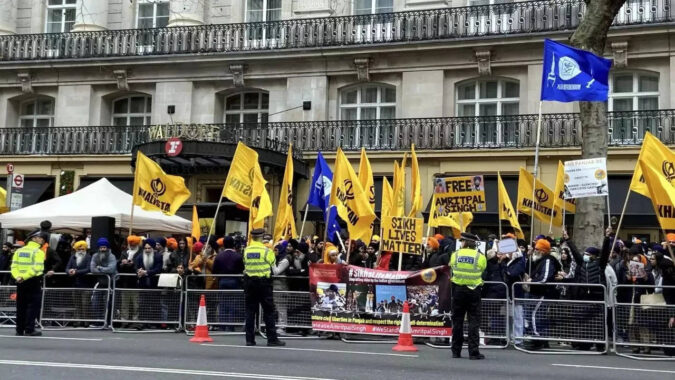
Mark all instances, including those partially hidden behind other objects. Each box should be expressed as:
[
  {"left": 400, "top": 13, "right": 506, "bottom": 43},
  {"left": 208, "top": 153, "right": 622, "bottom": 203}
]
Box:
[
  {"left": 512, "top": 282, "right": 608, "bottom": 355},
  {"left": 613, "top": 284, "right": 675, "bottom": 361},
  {"left": 40, "top": 273, "right": 111, "bottom": 330},
  {"left": 184, "top": 274, "right": 246, "bottom": 336},
  {"left": 0, "top": 271, "right": 16, "bottom": 328},
  {"left": 259, "top": 276, "right": 314, "bottom": 339},
  {"left": 111, "top": 273, "right": 182, "bottom": 332},
  {"left": 426, "top": 281, "right": 510, "bottom": 349}
]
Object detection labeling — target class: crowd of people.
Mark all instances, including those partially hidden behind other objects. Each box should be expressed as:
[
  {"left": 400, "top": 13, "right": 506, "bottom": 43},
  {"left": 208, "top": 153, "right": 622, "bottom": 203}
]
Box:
[{"left": 0, "top": 225, "right": 673, "bottom": 354}]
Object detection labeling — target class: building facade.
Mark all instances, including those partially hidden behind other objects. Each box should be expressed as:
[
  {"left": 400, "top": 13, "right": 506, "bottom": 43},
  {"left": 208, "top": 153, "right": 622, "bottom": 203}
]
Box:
[{"left": 0, "top": 0, "right": 673, "bottom": 240}]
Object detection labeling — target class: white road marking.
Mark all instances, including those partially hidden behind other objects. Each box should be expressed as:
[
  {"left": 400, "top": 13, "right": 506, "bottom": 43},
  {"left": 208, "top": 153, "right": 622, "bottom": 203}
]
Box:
[
  {"left": 0, "top": 335, "right": 103, "bottom": 341},
  {"left": 552, "top": 364, "right": 675, "bottom": 374},
  {"left": 203, "top": 343, "right": 419, "bottom": 358},
  {"left": 0, "top": 360, "right": 337, "bottom": 380}
]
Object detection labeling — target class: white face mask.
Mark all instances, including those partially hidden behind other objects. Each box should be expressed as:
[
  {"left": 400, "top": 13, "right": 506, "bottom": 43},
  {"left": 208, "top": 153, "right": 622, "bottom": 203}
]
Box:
[{"left": 583, "top": 255, "right": 591, "bottom": 263}]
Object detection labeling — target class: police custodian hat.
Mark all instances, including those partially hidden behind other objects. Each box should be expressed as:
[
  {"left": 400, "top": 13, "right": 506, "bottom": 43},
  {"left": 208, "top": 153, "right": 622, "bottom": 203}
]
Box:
[
  {"left": 250, "top": 228, "right": 266, "bottom": 237},
  {"left": 460, "top": 232, "right": 480, "bottom": 242}
]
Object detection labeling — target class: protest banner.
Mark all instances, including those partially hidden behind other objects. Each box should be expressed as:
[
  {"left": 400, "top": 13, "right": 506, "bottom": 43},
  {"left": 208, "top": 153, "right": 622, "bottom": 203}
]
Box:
[
  {"left": 455, "top": 240, "right": 487, "bottom": 254},
  {"left": 497, "top": 239, "right": 518, "bottom": 254},
  {"left": 309, "top": 264, "right": 452, "bottom": 337},
  {"left": 564, "top": 158, "right": 609, "bottom": 199},
  {"left": 432, "top": 175, "right": 486, "bottom": 213},
  {"left": 381, "top": 216, "right": 424, "bottom": 255}
]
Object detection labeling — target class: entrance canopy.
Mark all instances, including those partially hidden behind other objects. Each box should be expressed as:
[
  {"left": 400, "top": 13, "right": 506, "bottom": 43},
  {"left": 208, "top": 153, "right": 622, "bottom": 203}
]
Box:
[{"left": 0, "top": 178, "right": 191, "bottom": 234}]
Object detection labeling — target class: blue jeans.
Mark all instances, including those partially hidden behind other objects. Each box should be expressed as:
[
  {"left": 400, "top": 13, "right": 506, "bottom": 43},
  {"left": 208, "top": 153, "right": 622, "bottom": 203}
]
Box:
[{"left": 218, "top": 277, "right": 241, "bottom": 331}]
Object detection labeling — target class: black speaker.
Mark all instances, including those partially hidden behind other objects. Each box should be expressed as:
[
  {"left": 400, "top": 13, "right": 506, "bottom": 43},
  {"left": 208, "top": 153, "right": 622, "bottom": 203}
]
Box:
[{"left": 91, "top": 216, "right": 115, "bottom": 251}]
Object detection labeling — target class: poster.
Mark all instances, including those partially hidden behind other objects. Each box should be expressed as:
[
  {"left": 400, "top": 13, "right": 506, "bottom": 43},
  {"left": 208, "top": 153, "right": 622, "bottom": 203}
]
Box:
[
  {"left": 381, "top": 216, "right": 424, "bottom": 255},
  {"left": 432, "top": 176, "right": 486, "bottom": 213},
  {"left": 564, "top": 158, "right": 608, "bottom": 199},
  {"left": 309, "top": 264, "right": 452, "bottom": 337},
  {"left": 455, "top": 240, "right": 487, "bottom": 255}
]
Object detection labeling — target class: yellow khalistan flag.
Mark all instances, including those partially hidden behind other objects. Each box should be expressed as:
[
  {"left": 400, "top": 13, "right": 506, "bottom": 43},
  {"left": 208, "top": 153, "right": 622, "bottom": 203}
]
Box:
[
  {"left": 381, "top": 176, "right": 393, "bottom": 219},
  {"left": 133, "top": 151, "right": 191, "bottom": 215},
  {"left": 517, "top": 168, "right": 563, "bottom": 227},
  {"left": 428, "top": 192, "right": 473, "bottom": 238},
  {"left": 358, "top": 147, "right": 375, "bottom": 211},
  {"left": 552, "top": 161, "right": 576, "bottom": 213},
  {"left": 329, "top": 148, "right": 376, "bottom": 243},
  {"left": 630, "top": 132, "right": 675, "bottom": 198},
  {"left": 273, "top": 145, "right": 297, "bottom": 242},
  {"left": 191, "top": 205, "right": 201, "bottom": 241},
  {"left": 639, "top": 158, "right": 675, "bottom": 230},
  {"left": 222, "top": 142, "right": 273, "bottom": 233},
  {"left": 497, "top": 173, "right": 524, "bottom": 239},
  {"left": 0, "top": 187, "right": 7, "bottom": 213},
  {"left": 392, "top": 154, "right": 407, "bottom": 217},
  {"left": 408, "top": 144, "right": 422, "bottom": 217}
]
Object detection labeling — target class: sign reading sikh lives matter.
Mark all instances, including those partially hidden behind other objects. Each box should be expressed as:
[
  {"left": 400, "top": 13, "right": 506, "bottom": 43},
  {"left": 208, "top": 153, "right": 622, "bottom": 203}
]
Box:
[
  {"left": 432, "top": 175, "right": 486, "bottom": 213},
  {"left": 381, "top": 216, "right": 424, "bottom": 255}
]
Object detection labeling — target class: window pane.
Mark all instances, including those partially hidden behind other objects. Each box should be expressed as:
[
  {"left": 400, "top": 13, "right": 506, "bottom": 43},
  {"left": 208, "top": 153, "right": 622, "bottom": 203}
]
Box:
[
  {"left": 361, "top": 107, "right": 377, "bottom": 120},
  {"left": 145, "top": 116, "right": 151, "bottom": 125},
  {"left": 138, "top": 18, "right": 153, "bottom": 29},
  {"left": 226, "top": 94, "right": 241, "bottom": 110},
  {"left": 380, "top": 107, "right": 395, "bottom": 119},
  {"left": 64, "top": 8, "right": 75, "bottom": 22},
  {"left": 113, "top": 98, "right": 128, "bottom": 114},
  {"left": 458, "top": 83, "right": 475, "bottom": 100},
  {"left": 267, "top": 9, "right": 281, "bottom": 22},
  {"left": 362, "top": 87, "right": 378, "bottom": 103},
  {"left": 66, "top": 0, "right": 76, "bottom": 4},
  {"left": 129, "top": 117, "right": 145, "bottom": 125},
  {"left": 479, "top": 103, "right": 497, "bottom": 117},
  {"left": 243, "top": 113, "right": 258, "bottom": 123},
  {"left": 20, "top": 119, "right": 33, "bottom": 128},
  {"left": 226, "top": 114, "right": 240, "bottom": 124},
  {"left": 47, "top": 22, "right": 61, "bottom": 33},
  {"left": 156, "top": 3, "right": 170, "bottom": 17},
  {"left": 342, "top": 108, "right": 358, "bottom": 120},
  {"left": 383, "top": 87, "right": 396, "bottom": 103},
  {"left": 354, "top": 0, "right": 372, "bottom": 15},
  {"left": 261, "top": 93, "right": 269, "bottom": 109},
  {"left": 342, "top": 90, "right": 358, "bottom": 105},
  {"left": 47, "top": 9, "right": 62, "bottom": 23},
  {"left": 36, "top": 118, "right": 51, "bottom": 127},
  {"left": 146, "top": 97, "right": 152, "bottom": 112},
  {"left": 459, "top": 104, "right": 475, "bottom": 117},
  {"left": 638, "top": 75, "right": 658, "bottom": 92},
  {"left": 501, "top": 102, "right": 519, "bottom": 115},
  {"left": 613, "top": 75, "right": 633, "bottom": 93},
  {"left": 139, "top": 4, "right": 154, "bottom": 18},
  {"left": 48, "top": 0, "right": 62, "bottom": 6},
  {"left": 243, "top": 93, "right": 260, "bottom": 109},
  {"left": 64, "top": 20, "right": 75, "bottom": 32},
  {"left": 479, "top": 81, "right": 498, "bottom": 99},
  {"left": 247, "top": 0, "right": 263, "bottom": 21},
  {"left": 638, "top": 97, "right": 658, "bottom": 110},
  {"left": 260, "top": 113, "right": 269, "bottom": 123},
  {"left": 130, "top": 97, "right": 146, "bottom": 114},
  {"left": 502, "top": 81, "right": 519, "bottom": 98},
  {"left": 612, "top": 98, "right": 633, "bottom": 111},
  {"left": 37, "top": 100, "right": 54, "bottom": 115},
  {"left": 113, "top": 117, "right": 128, "bottom": 126},
  {"left": 376, "top": 0, "right": 394, "bottom": 13},
  {"left": 156, "top": 16, "right": 169, "bottom": 28},
  {"left": 21, "top": 102, "right": 35, "bottom": 116}
]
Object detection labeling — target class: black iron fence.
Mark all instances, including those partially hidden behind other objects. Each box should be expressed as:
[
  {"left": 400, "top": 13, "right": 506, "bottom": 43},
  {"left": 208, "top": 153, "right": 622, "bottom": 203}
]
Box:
[
  {"left": 0, "top": 110, "right": 673, "bottom": 155},
  {"left": 0, "top": 0, "right": 671, "bottom": 62}
]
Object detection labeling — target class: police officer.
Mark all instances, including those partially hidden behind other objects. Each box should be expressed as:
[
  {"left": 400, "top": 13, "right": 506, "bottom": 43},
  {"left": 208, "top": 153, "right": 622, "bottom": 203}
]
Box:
[
  {"left": 243, "top": 228, "right": 285, "bottom": 347},
  {"left": 450, "top": 232, "right": 487, "bottom": 360},
  {"left": 11, "top": 223, "right": 50, "bottom": 336}
]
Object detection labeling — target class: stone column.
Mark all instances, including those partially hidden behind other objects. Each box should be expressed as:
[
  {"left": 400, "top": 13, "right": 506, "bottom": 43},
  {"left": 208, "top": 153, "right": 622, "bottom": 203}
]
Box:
[
  {"left": 71, "top": 0, "right": 108, "bottom": 32},
  {"left": 0, "top": 0, "right": 17, "bottom": 35},
  {"left": 168, "top": 0, "right": 205, "bottom": 27}
]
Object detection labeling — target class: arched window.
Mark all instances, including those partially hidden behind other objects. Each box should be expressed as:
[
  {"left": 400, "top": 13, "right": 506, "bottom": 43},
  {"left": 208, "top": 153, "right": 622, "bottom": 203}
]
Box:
[
  {"left": 224, "top": 91, "right": 269, "bottom": 124},
  {"left": 340, "top": 84, "right": 396, "bottom": 121},
  {"left": 19, "top": 97, "right": 54, "bottom": 128},
  {"left": 456, "top": 79, "right": 520, "bottom": 146},
  {"left": 112, "top": 95, "right": 152, "bottom": 126},
  {"left": 609, "top": 72, "right": 659, "bottom": 141}
]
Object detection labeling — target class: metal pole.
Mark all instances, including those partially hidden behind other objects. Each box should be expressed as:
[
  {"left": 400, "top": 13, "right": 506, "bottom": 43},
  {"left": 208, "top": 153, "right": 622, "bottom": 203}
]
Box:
[
  {"left": 609, "top": 188, "right": 631, "bottom": 256},
  {"left": 529, "top": 101, "right": 544, "bottom": 274},
  {"left": 298, "top": 203, "right": 309, "bottom": 239},
  {"left": 606, "top": 193, "right": 612, "bottom": 230},
  {"left": 205, "top": 196, "right": 224, "bottom": 252}
]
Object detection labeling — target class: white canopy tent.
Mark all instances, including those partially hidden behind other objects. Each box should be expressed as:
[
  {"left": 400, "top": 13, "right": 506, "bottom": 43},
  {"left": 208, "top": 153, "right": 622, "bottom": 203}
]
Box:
[{"left": 0, "top": 178, "right": 191, "bottom": 234}]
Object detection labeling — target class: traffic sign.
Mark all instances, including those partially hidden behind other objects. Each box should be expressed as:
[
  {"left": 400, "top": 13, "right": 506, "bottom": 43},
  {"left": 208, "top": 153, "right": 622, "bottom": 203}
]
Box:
[
  {"left": 10, "top": 193, "right": 22, "bottom": 210},
  {"left": 6, "top": 163, "right": 13, "bottom": 174},
  {"left": 12, "top": 174, "right": 23, "bottom": 189}
]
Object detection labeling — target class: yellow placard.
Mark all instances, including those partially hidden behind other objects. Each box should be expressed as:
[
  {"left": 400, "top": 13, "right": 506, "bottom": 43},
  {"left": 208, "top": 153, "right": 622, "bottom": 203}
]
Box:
[
  {"left": 381, "top": 216, "right": 424, "bottom": 255},
  {"left": 432, "top": 175, "right": 486, "bottom": 213}
]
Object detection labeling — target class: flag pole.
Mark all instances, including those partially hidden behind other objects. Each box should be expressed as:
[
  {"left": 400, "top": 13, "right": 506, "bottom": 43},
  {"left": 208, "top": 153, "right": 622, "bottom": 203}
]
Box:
[
  {"left": 205, "top": 195, "right": 224, "bottom": 253},
  {"left": 298, "top": 203, "right": 309, "bottom": 239},
  {"left": 609, "top": 188, "right": 631, "bottom": 255},
  {"left": 530, "top": 100, "right": 544, "bottom": 273},
  {"left": 606, "top": 193, "right": 612, "bottom": 230},
  {"left": 397, "top": 249, "right": 403, "bottom": 272},
  {"left": 129, "top": 152, "right": 139, "bottom": 237}
]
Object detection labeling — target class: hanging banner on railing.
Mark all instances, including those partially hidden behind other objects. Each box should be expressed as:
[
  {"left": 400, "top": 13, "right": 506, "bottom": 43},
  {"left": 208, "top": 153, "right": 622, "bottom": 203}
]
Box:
[
  {"left": 564, "top": 158, "right": 609, "bottom": 199},
  {"left": 432, "top": 175, "right": 486, "bottom": 212},
  {"left": 309, "top": 264, "right": 452, "bottom": 337}
]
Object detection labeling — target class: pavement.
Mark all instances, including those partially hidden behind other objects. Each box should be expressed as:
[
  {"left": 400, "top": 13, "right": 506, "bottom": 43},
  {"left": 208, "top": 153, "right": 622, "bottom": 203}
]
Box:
[{"left": 0, "top": 330, "right": 673, "bottom": 380}]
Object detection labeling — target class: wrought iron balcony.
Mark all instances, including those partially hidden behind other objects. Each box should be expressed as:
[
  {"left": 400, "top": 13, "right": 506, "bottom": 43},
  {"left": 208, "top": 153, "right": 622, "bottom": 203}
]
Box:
[
  {"left": 0, "top": 0, "right": 671, "bottom": 62},
  {"left": 0, "top": 110, "right": 672, "bottom": 156}
]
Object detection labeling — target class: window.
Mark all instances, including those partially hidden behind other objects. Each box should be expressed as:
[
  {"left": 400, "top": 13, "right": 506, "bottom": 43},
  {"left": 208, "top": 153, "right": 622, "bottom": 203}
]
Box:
[
  {"left": 224, "top": 91, "right": 269, "bottom": 124},
  {"left": 354, "top": 0, "right": 394, "bottom": 15},
  {"left": 46, "top": 0, "right": 76, "bottom": 33},
  {"left": 609, "top": 72, "right": 659, "bottom": 141},
  {"left": 246, "top": 0, "right": 281, "bottom": 22},
  {"left": 19, "top": 98, "right": 55, "bottom": 128},
  {"left": 339, "top": 84, "right": 396, "bottom": 148},
  {"left": 456, "top": 79, "right": 520, "bottom": 145},
  {"left": 112, "top": 96, "right": 152, "bottom": 126},
  {"left": 137, "top": 0, "right": 170, "bottom": 29}
]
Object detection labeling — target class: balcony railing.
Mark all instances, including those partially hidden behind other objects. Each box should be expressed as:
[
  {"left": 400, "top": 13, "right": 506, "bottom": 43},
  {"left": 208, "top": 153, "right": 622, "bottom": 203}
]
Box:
[
  {"left": 0, "top": 110, "right": 673, "bottom": 156},
  {"left": 0, "top": 0, "right": 671, "bottom": 62}
]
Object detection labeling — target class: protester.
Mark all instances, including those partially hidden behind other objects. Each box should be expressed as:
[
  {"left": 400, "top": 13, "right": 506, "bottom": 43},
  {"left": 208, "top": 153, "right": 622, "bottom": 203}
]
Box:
[
  {"left": 134, "top": 239, "right": 163, "bottom": 330},
  {"left": 523, "top": 238, "right": 560, "bottom": 350},
  {"left": 170, "top": 238, "right": 191, "bottom": 274},
  {"left": 117, "top": 235, "right": 141, "bottom": 328},
  {"left": 212, "top": 236, "right": 244, "bottom": 331},
  {"left": 66, "top": 240, "right": 92, "bottom": 326},
  {"left": 0, "top": 242, "right": 12, "bottom": 284}
]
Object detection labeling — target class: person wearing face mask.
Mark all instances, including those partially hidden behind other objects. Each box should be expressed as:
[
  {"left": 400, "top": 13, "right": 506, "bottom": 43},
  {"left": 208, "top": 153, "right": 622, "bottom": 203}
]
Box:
[{"left": 66, "top": 240, "right": 92, "bottom": 327}]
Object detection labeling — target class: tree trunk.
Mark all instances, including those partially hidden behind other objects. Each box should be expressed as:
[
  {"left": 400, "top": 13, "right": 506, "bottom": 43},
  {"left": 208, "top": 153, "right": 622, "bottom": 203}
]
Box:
[{"left": 569, "top": 0, "right": 626, "bottom": 251}]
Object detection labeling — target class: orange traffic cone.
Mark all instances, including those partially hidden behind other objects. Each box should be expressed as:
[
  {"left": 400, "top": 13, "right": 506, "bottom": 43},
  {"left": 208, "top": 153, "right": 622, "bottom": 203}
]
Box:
[
  {"left": 392, "top": 301, "right": 418, "bottom": 352},
  {"left": 190, "top": 294, "right": 213, "bottom": 343}
]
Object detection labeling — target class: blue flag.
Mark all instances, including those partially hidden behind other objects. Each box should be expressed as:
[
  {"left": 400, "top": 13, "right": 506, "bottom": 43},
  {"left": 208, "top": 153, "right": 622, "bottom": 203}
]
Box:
[
  {"left": 540, "top": 39, "right": 612, "bottom": 102},
  {"left": 307, "top": 152, "right": 341, "bottom": 242}
]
